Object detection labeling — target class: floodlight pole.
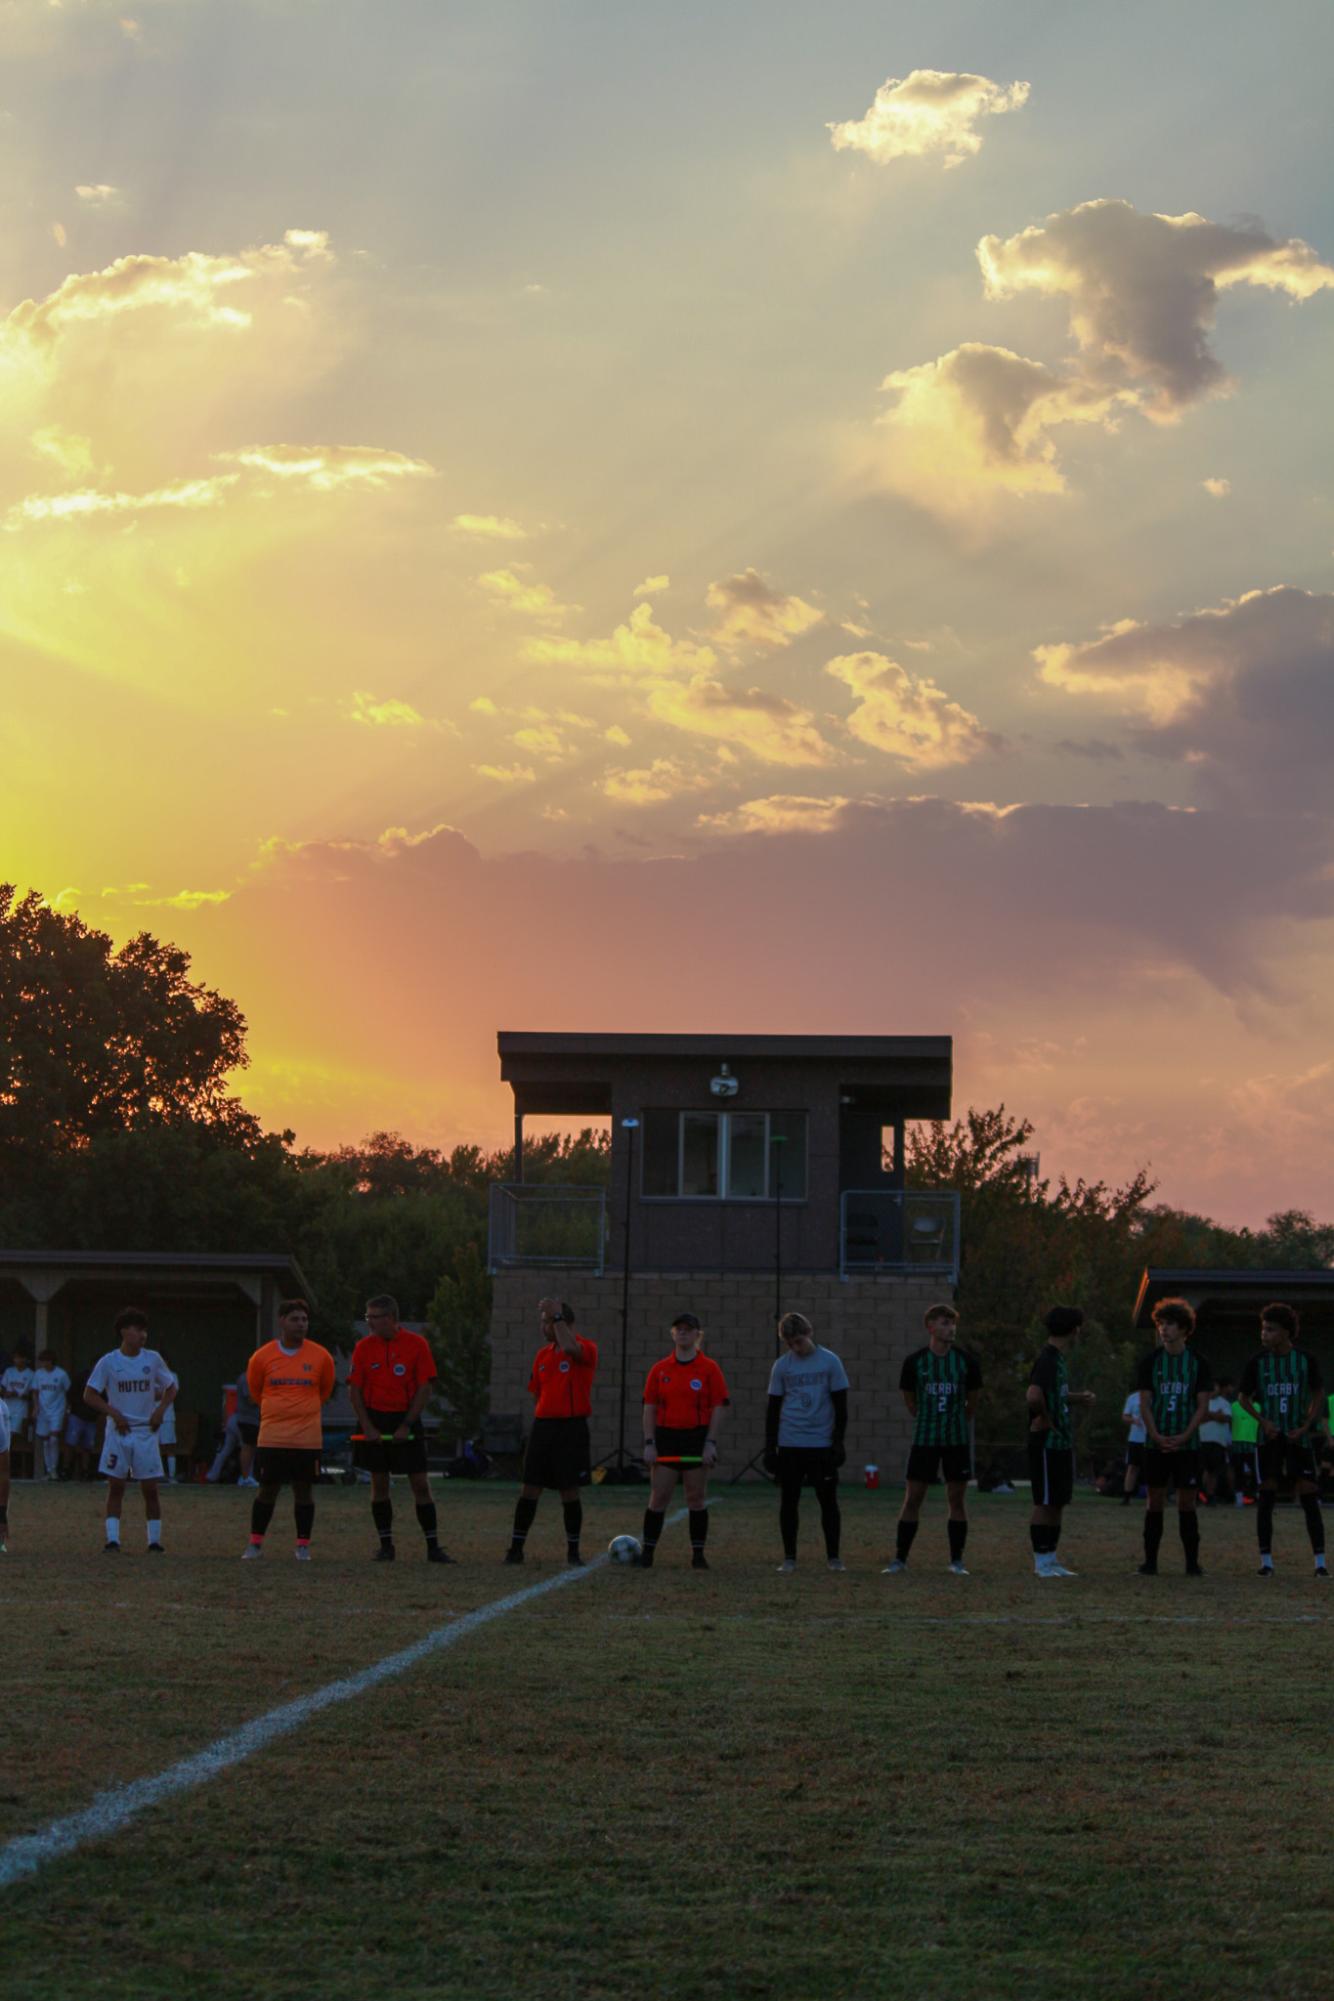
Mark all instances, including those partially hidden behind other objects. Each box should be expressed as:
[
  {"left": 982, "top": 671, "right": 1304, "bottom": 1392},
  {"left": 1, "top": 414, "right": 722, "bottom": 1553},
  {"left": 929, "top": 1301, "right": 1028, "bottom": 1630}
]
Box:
[
  {"left": 732, "top": 1129, "right": 787, "bottom": 1484},
  {"left": 595, "top": 1115, "right": 640, "bottom": 1482}
]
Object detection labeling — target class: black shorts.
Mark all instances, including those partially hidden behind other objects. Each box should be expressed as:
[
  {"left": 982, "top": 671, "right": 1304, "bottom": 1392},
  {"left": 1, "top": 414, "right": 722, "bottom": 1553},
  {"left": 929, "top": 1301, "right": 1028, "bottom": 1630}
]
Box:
[
  {"left": 522, "top": 1417, "right": 590, "bottom": 1491},
  {"left": 774, "top": 1446, "right": 839, "bottom": 1488},
  {"left": 1029, "top": 1440, "right": 1073, "bottom": 1508},
  {"left": 906, "top": 1443, "right": 971, "bottom": 1485},
  {"left": 653, "top": 1424, "right": 710, "bottom": 1473},
  {"left": 354, "top": 1410, "right": 429, "bottom": 1475},
  {"left": 1256, "top": 1436, "right": 1319, "bottom": 1487},
  {"left": 1200, "top": 1440, "right": 1228, "bottom": 1475},
  {"left": 1125, "top": 1441, "right": 1145, "bottom": 1467},
  {"left": 238, "top": 1422, "right": 259, "bottom": 1447},
  {"left": 254, "top": 1446, "right": 321, "bottom": 1487},
  {"left": 1144, "top": 1447, "right": 1200, "bottom": 1490}
]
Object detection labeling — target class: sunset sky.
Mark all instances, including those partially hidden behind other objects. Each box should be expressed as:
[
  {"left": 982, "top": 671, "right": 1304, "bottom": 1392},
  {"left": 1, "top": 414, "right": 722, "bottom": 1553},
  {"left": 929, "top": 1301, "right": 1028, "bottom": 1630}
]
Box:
[{"left": 4, "top": 0, "right": 1332, "bottom": 1224}]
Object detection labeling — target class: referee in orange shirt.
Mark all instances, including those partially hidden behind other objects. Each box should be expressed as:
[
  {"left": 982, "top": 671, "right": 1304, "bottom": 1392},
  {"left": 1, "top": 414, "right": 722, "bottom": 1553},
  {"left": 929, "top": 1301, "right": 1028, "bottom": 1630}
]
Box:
[
  {"left": 242, "top": 1299, "right": 335, "bottom": 1562},
  {"left": 641, "top": 1313, "right": 729, "bottom": 1569},
  {"left": 349, "top": 1294, "right": 453, "bottom": 1564},
  {"left": 505, "top": 1297, "right": 597, "bottom": 1566}
]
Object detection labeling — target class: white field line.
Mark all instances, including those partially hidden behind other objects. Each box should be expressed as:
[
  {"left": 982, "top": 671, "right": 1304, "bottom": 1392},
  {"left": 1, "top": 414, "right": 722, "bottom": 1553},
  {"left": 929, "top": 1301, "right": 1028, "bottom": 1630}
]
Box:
[{"left": 0, "top": 1504, "right": 699, "bottom": 1890}]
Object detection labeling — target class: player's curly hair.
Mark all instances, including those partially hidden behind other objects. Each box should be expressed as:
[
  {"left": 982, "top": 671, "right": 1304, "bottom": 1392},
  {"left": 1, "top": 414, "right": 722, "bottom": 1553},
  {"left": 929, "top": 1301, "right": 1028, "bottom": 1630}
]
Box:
[
  {"left": 1261, "top": 1301, "right": 1299, "bottom": 1337},
  {"left": 1152, "top": 1297, "right": 1196, "bottom": 1335}
]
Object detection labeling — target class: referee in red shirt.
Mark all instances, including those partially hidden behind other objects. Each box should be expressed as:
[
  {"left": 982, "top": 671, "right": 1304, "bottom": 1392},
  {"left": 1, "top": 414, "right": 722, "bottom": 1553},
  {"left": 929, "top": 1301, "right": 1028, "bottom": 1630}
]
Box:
[
  {"left": 641, "top": 1313, "right": 729, "bottom": 1569},
  {"left": 349, "top": 1294, "right": 453, "bottom": 1564},
  {"left": 505, "top": 1297, "right": 597, "bottom": 1566}
]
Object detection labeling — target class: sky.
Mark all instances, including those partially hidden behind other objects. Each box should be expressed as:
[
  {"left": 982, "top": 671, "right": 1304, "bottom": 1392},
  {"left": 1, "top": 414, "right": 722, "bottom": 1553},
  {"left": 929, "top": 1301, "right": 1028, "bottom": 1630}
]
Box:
[{"left": 3, "top": 0, "right": 1332, "bottom": 1224}]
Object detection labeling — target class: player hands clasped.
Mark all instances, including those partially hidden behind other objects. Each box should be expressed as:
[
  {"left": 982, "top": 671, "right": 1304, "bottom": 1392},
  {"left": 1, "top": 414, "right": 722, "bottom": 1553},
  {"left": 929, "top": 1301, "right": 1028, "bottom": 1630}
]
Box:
[
  {"left": 506, "top": 1298, "right": 597, "bottom": 1566},
  {"left": 640, "top": 1312, "right": 728, "bottom": 1570},
  {"left": 1136, "top": 1298, "right": 1213, "bottom": 1577},
  {"left": 82, "top": 1309, "right": 178, "bottom": 1554},
  {"left": 350, "top": 1294, "right": 453, "bottom": 1565},
  {"left": 243, "top": 1298, "right": 335, "bottom": 1563},
  {"left": 1238, "top": 1302, "right": 1327, "bottom": 1579},
  {"left": 764, "top": 1311, "right": 848, "bottom": 1573},
  {"left": 1026, "top": 1305, "right": 1095, "bottom": 1578},
  {"left": 886, "top": 1303, "right": 981, "bottom": 1577}
]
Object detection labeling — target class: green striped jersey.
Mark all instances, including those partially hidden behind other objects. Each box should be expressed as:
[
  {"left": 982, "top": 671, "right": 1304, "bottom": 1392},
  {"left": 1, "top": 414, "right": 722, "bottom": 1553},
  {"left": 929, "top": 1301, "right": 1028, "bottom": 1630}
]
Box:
[
  {"left": 1135, "top": 1345, "right": 1214, "bottom": 1436},
  {"left": 900, "top": 1345, "right": 981, "bottom": 1447},
  {"left": 1029, "top": 1345, "right": 1071, "bottom": 1451},
  {"left": 1239, "top": 1348, "right": 1324, "bottom": 1431}
]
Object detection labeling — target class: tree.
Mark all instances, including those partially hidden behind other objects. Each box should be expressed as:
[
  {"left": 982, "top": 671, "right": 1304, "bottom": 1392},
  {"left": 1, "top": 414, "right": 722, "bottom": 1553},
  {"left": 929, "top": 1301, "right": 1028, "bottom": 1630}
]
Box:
[
  {"left": 426, "top": 1242, "right": 493, "bottom": 1443},
  {"left": 0, "top": 884, "right": 260, "bottom": 1154}
]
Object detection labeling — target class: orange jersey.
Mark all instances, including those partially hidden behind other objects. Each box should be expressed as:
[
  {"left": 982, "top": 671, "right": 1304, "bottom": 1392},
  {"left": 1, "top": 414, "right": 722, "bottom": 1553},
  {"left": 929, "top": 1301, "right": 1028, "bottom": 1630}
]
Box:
[
  {"left": 643, "top": 1351, "right": 730, "bottom": 1429},
  {"left": 248, "top": 1340, "right": 335, "bottom": 1448},
  {"left": 349, "top": 1328, "right": 436, "bottom": 1413},
  {"left": 528, "top": 1336, "right": 598, "bottom": 1419}
]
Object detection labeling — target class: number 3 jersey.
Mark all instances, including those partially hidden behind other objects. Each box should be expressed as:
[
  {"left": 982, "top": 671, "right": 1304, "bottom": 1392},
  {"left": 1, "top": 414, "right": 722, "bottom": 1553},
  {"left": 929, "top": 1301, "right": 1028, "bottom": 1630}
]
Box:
[
  {"left": 86, "top": 1348, "right": 177, "bottom": 1429},
  {"left": 900, "top": 1345, "right": 981, "bottom": 1448},
  {"left": 1240, "top": 1347, "right": 1324, "bottom": 1433}
]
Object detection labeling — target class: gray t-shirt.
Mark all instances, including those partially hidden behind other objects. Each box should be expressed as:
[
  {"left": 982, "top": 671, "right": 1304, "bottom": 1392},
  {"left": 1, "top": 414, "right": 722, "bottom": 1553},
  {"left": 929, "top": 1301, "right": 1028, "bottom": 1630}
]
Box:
[{"left": 767, "top": 1345, "right": 850, "bottom": 1448}]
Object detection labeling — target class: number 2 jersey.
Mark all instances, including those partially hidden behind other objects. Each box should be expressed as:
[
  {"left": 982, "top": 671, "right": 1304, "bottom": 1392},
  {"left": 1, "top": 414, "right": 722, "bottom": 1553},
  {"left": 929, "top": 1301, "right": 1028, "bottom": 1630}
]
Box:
[
  {"left": 1135, "top": 1345, "right": 1214, "bottom": 1438},
  {"left": 900, "top": 1345, "right": 981, "bottom": 1448},
  {"left": 1240, "top": 1347, "right": 1324, "bottom": 1434}
]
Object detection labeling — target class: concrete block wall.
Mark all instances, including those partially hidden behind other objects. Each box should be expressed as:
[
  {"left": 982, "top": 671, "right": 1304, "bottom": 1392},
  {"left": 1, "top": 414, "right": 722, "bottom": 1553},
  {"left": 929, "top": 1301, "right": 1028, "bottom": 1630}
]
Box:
[{"left": 490, "top": 1268, "right": 953, "bottom": 1480}]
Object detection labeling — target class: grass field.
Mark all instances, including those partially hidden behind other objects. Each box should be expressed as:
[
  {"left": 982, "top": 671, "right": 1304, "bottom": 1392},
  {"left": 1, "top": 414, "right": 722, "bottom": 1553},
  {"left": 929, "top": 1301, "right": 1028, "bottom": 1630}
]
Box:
[{"left": 3, "top": 1479, "right": 1332, "bottom": 2001}]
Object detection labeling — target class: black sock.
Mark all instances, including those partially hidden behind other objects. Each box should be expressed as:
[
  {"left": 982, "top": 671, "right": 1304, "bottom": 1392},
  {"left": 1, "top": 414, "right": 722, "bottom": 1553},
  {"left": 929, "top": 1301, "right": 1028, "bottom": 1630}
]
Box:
[
  {"left": 816, "top": 1480, "right": 841, "bottom": 1560},
  {"left": 372, "top": 1499, "right": 394, "bottom": 1546},
  {"left": 1179, "top": 1511, "right": 1201, "bottom": 1564},
  {"left": 690, "top": 1508, "right": 709, "bottom": 1550},
  {"left": 562, "top": 1499, "right": 583, "bottom": 1553},
  {"left": 948, "top": 1519, "right": 968, "bottom": 1563},
  {"left": 1029, "top": 1524, "right": 1048, "bottom": 1554},
  {"left": 0, "top": 1505, "right": 7, "bottom": 1530},
  {"left": 294, "top": 1502, "right": 315, "bottom": 1542},
  {"left": 1301, "top": 1492, "right": 1325, "bottom": 1555},
  {"left": 1257, "top": 1491, "right": 1275, "bottom": 1554},
  {"left": 778, "top": 1479, "right": 801, "bottom": 1558},
  {"left": 896, "top": 1518, "right": 919, "bottom": 1563},
  {"left": 415, "top": 1501, "right": 439, "bottom": 1549},
  {"left": 1049, "top": 1525, "right": 1061, "bottom": 1552},
  {"left": 250, "top": 1498, "right": 276, "bottom": 1538},
  {"left": 1144, "top": 1511, "right": 1164, "bottom": 1564},
  {"left": 642, "top": 1506, "right": 666, "bottom": 1549},
  {"left": 509, "top": 1494, "right": 538, "bottom": 1553}
]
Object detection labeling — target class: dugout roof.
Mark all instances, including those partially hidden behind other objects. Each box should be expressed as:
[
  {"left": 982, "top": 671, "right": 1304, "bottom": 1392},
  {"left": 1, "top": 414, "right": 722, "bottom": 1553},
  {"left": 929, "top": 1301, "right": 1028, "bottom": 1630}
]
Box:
[{"left": 1133, "top": 1268, "right": 1334, "bottom": 1347}]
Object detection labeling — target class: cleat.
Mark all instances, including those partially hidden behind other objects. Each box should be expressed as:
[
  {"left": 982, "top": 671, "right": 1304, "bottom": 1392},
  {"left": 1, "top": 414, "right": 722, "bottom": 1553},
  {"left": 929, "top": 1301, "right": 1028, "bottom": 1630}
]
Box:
[
  {"left": 241, "top": 1543, "right": 263, "bottom": 1561},
  {"left": 948, "top": 1560, "right": 970, "bottom": 1576},
  {"left": 425, "top": 1545, "right": 456, "bottom": 1564},
  {"left": 1048, "top": 1561, "right": 1078, "bottom": 1577},
  {"left": 777, "top": 1558, "right": 797, "bottom": 1574},
  {"left": 826, "top": 1557, "right": 846, "bottom": 1573},
  {"left": 639, "top": 1547, "right": 655, "bottom": 1569},
  {"left": 1258, "top": 1561, "right": 1274, "bottom": 1577},
  {"left": 1138, "top": 1561, "right": 1158, "bottom": 1576},
  {"left": 145, "top": 1543, "right": 165, "bottom": 1556},
  {"left": 103, "top": 1542, "right": 120, "bottom": 1555},
  {"left": 691, "top": 1551, "right": 709, "bottom": 1570},
  {"left": 503, "top": 1547, "right": 525, "bottom": 1565},
  {"left": 295, "top": 1545, "right": 312, "bottom": 1562},
  {"left": 1315, "top": 1565, "right": 1329, "bottom": 1580},
  {"left": 882, "top": 1558, "right": 907, "bottom": 1575},
  {"left": 373, "top": 1544, "right": 396, "bottom": 1562},
  {"left": 1186, "top": 1563, "right": 1204, "bottom": 1577},
  {"left": 0, "top": 1542, "right": 6, "bottom": 1555},
  {"left": 566, "top": 1551, "right": 585, "bottom": 1567}
]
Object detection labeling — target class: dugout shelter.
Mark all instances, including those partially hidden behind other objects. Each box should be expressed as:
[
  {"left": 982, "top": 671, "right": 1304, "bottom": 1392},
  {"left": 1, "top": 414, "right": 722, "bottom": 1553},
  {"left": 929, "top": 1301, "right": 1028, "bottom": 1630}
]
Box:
[
  {"left": 1133, "top": 1267, "right": 1334, "bottom": 1380},
  {"left": 488, "top": 1031, "right": 958, "bottom": 1477}
]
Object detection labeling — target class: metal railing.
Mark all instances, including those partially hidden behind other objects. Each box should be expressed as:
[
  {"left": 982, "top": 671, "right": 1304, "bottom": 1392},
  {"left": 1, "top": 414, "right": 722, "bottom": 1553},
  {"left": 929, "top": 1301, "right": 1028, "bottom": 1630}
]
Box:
[
  {"left": 840, "top": 1189, "right": 960, "bottom": 1281},
  {"left": 487, "top": 1184, "right": 609, "bottom": 1274}
]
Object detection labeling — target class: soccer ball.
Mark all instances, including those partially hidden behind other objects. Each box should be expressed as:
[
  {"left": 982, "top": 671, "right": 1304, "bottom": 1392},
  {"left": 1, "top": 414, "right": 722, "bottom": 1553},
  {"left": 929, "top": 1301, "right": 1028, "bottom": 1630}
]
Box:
[{"left": 608, "top": 1534, "right": 643, "bottom": 1565}]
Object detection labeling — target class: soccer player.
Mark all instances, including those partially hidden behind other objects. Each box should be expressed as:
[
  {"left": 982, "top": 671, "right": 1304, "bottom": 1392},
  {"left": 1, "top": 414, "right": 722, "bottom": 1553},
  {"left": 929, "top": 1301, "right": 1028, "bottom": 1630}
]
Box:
[
  {"left": 886, "top": 1303, "right": 981, "bottom": 1576},
  {"left": 243, "top": 1298, "right": 335, "bottom": 1562},
  {"left": 349, "top": 1293, "right": 453, "bottom": 1564},
  {"left": 505, "top": 1298, "right": 597, "bottom": 1567},
  {"left": 83, "top": 1309, "right": 178, "bottom": 1553},
  {"left": 1238, "top": 1302, "right": 1327, "bottom": 1579},
  {"left": 641, "top": 1313, "right": 730, "bottom": 1570},
  {"left": 1135, "top": 1298, "right": 1213, "bottom": 1577},
  {"left": 0, "top": 1390, "right": 10, "bottom": 1552},
  {"left": 1121, "top": 1384, "right": 1147, "bottom": 1504},
  {"left": 1, "top": 1352, "right": 33, "bottom": 1478},
  {"left": 30, "top": 1350, "right": 71, "bottom": 1482},
  {"left": 1027, "top": 1305, "right": 1095, "bottom": 1578},
  {"left": 764, "top": 1312, "right": 848, "bottom": 1573}
]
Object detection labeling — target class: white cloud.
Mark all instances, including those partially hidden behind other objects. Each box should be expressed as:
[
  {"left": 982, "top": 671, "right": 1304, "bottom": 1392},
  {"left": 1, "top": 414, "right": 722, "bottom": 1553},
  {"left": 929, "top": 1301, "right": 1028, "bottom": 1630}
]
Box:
[
  {"left": 214, "top": 443, "right": 435, "bottom": 490},
  {"left": 476, "top": 566, "right": 576, "bottom": 622},
  {"left": 5, "top": 475, "right": 236, "bottom": 527},
  {"left": 602, "top": 759, "right": 713, "bottom": 805},
  {"left": 29, "top": 425, "right": 96, "bottom": 477},
  {"left": 452, "top": 513, "right": 529, "bottom": 541},
  {"left": 646, "top": 675, "right": 841, "bottom": 768},
  {"left": 633, "top": 574, "right": 670, "bottom": 598},
  {"left": 705, "top": 568, "right": 824, "bottom": 652},
  {"left": 343, "top": 691, "right": 440, "bottom": 731},
  {"left": 826, "top": 651, "right": 1001, "bottom": 769},
  {"left": 978, "top": 199, "right": 1334, "bottom": 414},
  {"left": 524, "top": 600, "right": 715, "bottom": 678},
  {"left": 828, "top": 69, "right": 1029, "bottom": 169},
  {"left": 473, "top": 762, "right": 536, "bottom": 785},
  {"left": 699, "top": 794, "right": 853, "bottom": 835},
  {"left": 1202, "top": 477, "right": 1232, "bottom": 498},
  {"left": 74, "top": 184, "right": 121, "bottom": 207}
]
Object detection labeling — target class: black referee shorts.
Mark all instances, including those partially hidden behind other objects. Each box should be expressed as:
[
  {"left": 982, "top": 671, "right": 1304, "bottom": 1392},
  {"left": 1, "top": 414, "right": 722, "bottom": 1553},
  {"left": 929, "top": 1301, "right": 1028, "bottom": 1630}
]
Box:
[
  {"left": 522, "top": 1416, "right": 591, "bottom": 1490},
  {"left": 653, "top": 1424, "right": 710, "bottom": 1474},
  {"left": 354, "top": 1409, "right": 429, "bottom": 1475}
]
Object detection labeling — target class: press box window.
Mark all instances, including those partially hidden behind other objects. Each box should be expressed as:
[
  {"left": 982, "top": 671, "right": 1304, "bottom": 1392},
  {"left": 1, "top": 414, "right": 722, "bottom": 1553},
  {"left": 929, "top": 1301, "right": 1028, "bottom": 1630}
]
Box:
[{"left": 640, "top": 1110, "right": 807, "bottom": 1200}]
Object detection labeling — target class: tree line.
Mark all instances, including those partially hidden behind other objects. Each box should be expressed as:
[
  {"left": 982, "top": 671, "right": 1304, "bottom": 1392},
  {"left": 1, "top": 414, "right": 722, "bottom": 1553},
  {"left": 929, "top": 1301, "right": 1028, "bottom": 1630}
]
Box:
[{"left": 2, "top": 885, "right": 1329, "bottom": 1457}]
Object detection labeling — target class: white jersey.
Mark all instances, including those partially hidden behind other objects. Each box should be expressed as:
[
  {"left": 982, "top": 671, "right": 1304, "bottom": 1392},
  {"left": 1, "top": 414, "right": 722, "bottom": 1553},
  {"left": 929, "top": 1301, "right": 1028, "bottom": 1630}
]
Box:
[
  {"left": 87, "top": 1348, "right": 176, "bottom": 1429},
  {"left": 2, "top": 1365, "right": 32, "bottom": 1428},
  {"left": 0, "top": 1399, "right": 10, "bottom": 1454},
  {"left": 32, "top": 1365, "right": 71, "bottom": 1433}
]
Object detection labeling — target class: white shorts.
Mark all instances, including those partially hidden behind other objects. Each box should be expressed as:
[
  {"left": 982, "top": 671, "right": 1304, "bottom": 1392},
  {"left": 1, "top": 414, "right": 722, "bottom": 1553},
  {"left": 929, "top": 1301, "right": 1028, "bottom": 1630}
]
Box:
[
  {"left": 99, "top": 1428, "right": 164, "bottom": 1482},
  {"left": 157, "top": 1414, "right": 177, "bottom": 1447},
  {"left": 0, "top": 1403, "right": 9, "bottom": 1454}
]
